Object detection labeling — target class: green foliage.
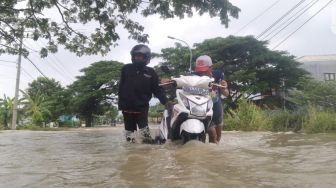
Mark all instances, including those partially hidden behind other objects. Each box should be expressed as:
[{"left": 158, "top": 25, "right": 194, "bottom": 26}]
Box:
[
  {"left": 156, "top": 36, "right": 308, "bottom": 110},
  {"left": 193, "top": 36, "right": 307, "bottom": 98},
  {"left": 0, "top": 95, "right": 13, "bottom": 128},
  {"left": 301, "top": 106, "right": 336, "bottom": 133},
  {"left": 225, "top": 102, "right": 336, "bottom": 133},
  {"left": 267, "top": 110, "right": 303, "bottom": 132},
  {"left": 0, "top": 0, "right": 239, "bottom": 57},
  {"left": 289, "top": 78, "right": 336, "bottom": 111},
  {"left": 149, "top": 103, "right": 165, "bottom": 118},
  {"left": 26, "top": 77, "right": 68, "bottom": 122},
  {"left": 225, "top": 100, "right": 271, "bottom": 131},
  {"left": 21, "top": 90, "right": 51, "bottom": 126},
  {"left": 154, "top": 43, "right": 193, "bottom": 77},
  {"left": 59, "top": 120, "right": 78, "bottom": 128},
  {"left": 68, "top": 60, "right": 123, "bottom": 127}
]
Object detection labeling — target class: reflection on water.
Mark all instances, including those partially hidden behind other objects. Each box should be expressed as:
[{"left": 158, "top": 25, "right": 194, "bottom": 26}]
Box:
[{"left": 0, "top": 128, "right": 335, "bottom": 188}]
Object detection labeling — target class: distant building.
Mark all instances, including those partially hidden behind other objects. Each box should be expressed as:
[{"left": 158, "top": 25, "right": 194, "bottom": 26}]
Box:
[{"left": 296, "top": 54, "right": 336, "bottom": 81}]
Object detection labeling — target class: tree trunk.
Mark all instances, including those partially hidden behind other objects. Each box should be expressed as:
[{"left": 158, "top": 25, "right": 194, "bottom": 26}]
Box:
[{"left": 85, "top": 116, "right": 92, "bottom": 127}]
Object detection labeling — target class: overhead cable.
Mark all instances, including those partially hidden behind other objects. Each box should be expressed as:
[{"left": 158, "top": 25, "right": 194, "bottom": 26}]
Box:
[
  {"left": 272, "top": 0, "right": 335, "bottom": 49},
  {"left": 257, "top": 0, "right": 307, "bottom": 39},
  {"left": 235, "top": 0, "right": 282, "bottom": 35},
  {"left": 262, "top": 0, "right": 319, "bottom": 41}
]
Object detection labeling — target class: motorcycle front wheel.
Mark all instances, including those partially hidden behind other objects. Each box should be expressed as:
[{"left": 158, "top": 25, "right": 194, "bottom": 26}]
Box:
[{"left": 181, "top": 130, "right": 206, "bottom": 144}]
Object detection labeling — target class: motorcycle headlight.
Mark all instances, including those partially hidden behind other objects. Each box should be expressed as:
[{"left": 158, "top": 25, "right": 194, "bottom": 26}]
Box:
[{"left": 179, "top": 93, "right": 190, "bottom": 110}]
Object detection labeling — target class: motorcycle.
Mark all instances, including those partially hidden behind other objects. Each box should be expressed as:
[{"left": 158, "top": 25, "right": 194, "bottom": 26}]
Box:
[{"left": 157, "top": 75, "right": 217, "bottom": 144}]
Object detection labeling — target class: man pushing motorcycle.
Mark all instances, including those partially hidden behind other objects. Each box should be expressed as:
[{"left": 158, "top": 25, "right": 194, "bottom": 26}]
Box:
[
  {"left": 160, "top": 55, "right": 229, "bottom": 144},
  {"left": 118, "top": 44, "right": 173, "bottom": 144}
]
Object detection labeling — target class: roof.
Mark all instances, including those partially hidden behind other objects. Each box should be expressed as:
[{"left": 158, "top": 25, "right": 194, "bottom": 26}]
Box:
[{"left": 296, "top": 54, "right": 336, "bottom": 62}]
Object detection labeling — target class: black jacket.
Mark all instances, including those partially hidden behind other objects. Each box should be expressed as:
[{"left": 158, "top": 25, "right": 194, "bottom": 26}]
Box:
[{"left": 118, "top": 64, "right": 168, "bottom": 112}]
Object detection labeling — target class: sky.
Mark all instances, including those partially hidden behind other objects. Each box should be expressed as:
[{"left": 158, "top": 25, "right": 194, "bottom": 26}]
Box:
[{"left": 1, "top": 0, "right": 336, "bottom": 98}]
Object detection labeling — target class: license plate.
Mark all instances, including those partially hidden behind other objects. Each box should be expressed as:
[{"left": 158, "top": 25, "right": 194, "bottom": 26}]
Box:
[{"left": 182, "top": 86, "right": 209, "bottom": 96}]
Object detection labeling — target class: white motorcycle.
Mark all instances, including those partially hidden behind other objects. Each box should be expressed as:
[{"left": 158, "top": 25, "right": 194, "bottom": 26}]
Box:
[{"left": 157, "top": 75, "right": 216, "bottom": 144}]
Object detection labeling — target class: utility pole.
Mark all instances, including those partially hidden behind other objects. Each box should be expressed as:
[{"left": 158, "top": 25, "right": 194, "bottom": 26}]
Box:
[
  {"left": 282, "top": 78, "right": 286, "bottom": 111},
  {"left": 11, "top": 29, "right": 24, "bottom": 130}
]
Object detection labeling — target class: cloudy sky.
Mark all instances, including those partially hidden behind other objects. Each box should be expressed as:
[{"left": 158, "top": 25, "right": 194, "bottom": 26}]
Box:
[{"left": 1, "top": 0, "right": 336, "bottom": 97}]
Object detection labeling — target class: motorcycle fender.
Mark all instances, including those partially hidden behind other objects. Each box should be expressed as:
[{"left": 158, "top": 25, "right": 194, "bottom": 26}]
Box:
[
  {"left": 158, "top": 110, "right": 169, "bottom": 140},
  {"left": 180, "top": 119, "right": 205, "bottom": 134}
]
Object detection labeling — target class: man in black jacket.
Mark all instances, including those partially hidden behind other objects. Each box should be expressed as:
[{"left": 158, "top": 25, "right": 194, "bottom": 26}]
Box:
[{"left": 118, "top": 44, "right": 172, "bottom": 143}]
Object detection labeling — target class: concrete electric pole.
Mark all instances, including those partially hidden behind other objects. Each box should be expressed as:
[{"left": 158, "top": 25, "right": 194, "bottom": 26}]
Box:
[{"left": 11, "top": 29, "right": 24, "bottom": 130}]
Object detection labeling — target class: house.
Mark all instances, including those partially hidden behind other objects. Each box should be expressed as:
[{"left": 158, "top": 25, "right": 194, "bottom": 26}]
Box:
[{"left": 296, "top": 54, "right": 336, "bottom": 81}]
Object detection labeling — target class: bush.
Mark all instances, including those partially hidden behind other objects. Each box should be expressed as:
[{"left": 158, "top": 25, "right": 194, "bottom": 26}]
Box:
[
  {"left": 59, "top": 120, "right": 78, "bottom": 128},
  {"left": 301, "top": 106, "right": 336, "bottom": 133},
  {"left": 224, "top": 100, "right": 271, "bottom": 131},
  {"left": 267, "top": 110, "right": 304, "bottom": 132}
]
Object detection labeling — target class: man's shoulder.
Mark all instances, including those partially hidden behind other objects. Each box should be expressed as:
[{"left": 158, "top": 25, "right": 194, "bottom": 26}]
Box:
[
  {"left": 144, "top": 66, "right": 156, "bottom": 74},
  {"left": 123, "top": 63, "right": 133, "bottom": 69}
]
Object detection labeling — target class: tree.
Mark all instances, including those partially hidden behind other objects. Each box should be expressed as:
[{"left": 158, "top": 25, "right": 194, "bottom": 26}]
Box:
[
  {"left": 156, "top": 36, "right": 308, "bottom": 108},
  {"left": 26, "top": 77, "right": 68, "bottom": 122},
  {"left": 0, "top": 95, "right": 14, "bottom": 128},
  {"left": 21, "top": 90, "right": 51, "bottom": 126},
  {"left": 153, "top": 43, "right": 192, "bottom": 77},
  {"left": 69, "top": 60, "right": 123, "bottom": 127},
  {"left": 0, "top": 0, "right": 240, "bottom": 57},
  {"left": 289, "top": 78, "right": 336, "bottom": 111}
]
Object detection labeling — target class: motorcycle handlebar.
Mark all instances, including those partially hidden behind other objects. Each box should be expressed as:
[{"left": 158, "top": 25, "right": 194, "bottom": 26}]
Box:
[
  {"left": 160, "top": 80, "right": 226, "bottom": 89},
  {"left": 209, "top": 83, "right": 227, "bottom": 89},
  {"left": 159, "top": 80, "right": 177, "bottom": 87}
]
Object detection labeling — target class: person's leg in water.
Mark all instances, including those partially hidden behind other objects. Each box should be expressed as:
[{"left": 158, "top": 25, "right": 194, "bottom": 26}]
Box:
[
  {"left": 215, "top": 124, "right": 223, "bottom": 143},
  {"left": 209, "top": 99, "right": 223, "bottom": 144},
  {"left": 136, "top": 110, "right": 156, "bottom": 144},
  {"left": 122, "top": 112, "right": 138, "bottom": 143},
  {"left": 207, "top": 123, "right": 218, "bottom": 144}
]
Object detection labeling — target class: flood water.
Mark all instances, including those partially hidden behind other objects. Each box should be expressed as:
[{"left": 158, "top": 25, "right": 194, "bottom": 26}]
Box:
[{"left": 1, "top": 126, "right": 335, "bottom": 188}]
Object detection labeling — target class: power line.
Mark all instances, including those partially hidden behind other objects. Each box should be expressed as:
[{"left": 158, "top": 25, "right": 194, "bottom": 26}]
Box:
[
  {"left": 29, "top": 52, "right": 73, "bottom": 82},
  {"left": 24, "top": 56, "right": 48, "bottom": 78},
  {"left": 272, "top": 0, "right": 336, "bottom": 49},
  {"left": 0, "top": 63, "right": 16, "bottom": 68},
  {"left": 0, "top": 75, "right": 16, "bottom": 79},
  {"left": 0, "top": 59, "right": 16, "bottom": 63},
  {"left": 22, "top": 67, "right": 35, "bottom": 80},
  {"left": 257, "top": 0, "right": 307, "bottom": 39},
  {"left": 27, "top": 40, "right": 75, "bottom": 82},
  {"left": 262, "top": 0, "right": 319, "bottom": 41},
  {"left": 230, "top": 0, "right": 321, "bottom": 60},
  {"left": 234, "top": 0, "right": 282, "bottom": 35}
]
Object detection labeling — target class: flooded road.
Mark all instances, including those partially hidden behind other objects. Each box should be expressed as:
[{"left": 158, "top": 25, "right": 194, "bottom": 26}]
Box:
[{"left": 1, "top": 126, "right": 335, "bottom": 188}]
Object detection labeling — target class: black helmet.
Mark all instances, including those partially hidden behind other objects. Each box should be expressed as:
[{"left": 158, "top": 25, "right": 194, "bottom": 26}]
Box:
[{"left": 130, "top": 44, "right": 151, "bottom": 66}]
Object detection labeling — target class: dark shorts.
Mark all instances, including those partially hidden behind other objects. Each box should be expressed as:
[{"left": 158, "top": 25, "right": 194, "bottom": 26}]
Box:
[
  {"left": 211, "top": 100, "right": 223, "bottom": 127},
  {"left": 122, "top": 111, "right": 148, "bottom": 132}
]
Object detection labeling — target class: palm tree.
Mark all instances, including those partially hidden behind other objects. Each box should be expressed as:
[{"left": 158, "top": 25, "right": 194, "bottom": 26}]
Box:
[
  {"left": 21, "top": 91, "right": 51, "bottom": 126},
  {"left": 0, "top": 95, "right": 14, "bottom": 129}
]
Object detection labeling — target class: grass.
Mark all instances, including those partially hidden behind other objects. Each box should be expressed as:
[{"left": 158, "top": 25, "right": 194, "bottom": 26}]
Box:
[
  {"left": 301, "top": 106, "right": 336, "bottom": 133},
  {"left": 224, "top": 100, "right": 271, "bottom": 131},
  {"left": 224, "top": 100, "right": 336, "bottom": 133}
]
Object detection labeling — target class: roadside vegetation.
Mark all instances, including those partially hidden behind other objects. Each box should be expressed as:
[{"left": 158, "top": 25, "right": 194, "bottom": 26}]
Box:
[
  {"left": 224, "top": 100, "right": 336, "bottom": 133},
  {"left": 223, "top": 79, "right": 336, "bottom": 133},
  {"left": 1, "top": 36, "right": 335, "bottom": 133}
]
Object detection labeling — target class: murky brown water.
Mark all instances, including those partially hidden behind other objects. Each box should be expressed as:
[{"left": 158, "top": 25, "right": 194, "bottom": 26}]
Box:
[{"left": 1, "top": 126, "right": 335, "bottom": 188}]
